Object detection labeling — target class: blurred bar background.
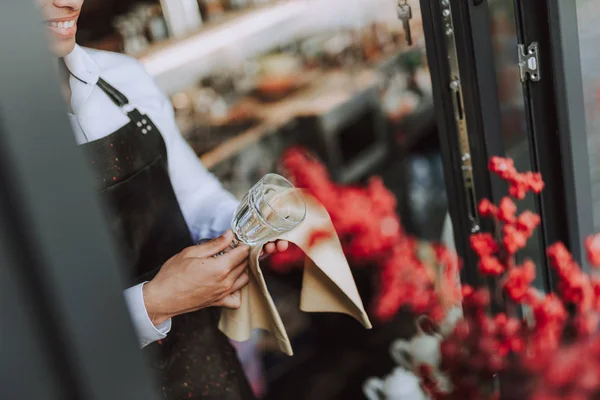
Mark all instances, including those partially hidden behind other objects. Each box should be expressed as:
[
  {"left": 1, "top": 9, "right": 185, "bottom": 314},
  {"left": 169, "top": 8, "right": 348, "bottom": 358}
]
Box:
[{"left": 5, "top": 0, "right": 600, "bottom": 398}]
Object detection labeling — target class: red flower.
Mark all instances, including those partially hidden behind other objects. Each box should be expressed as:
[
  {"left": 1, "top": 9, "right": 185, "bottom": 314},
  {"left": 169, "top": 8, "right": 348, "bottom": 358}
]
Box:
[
  {"left": 525, "top": 172, "right": 545, "bottom": 193},
  {"left": 508, "top": 175, "right": 530, "bottom": 200},
  {"left": 462, "top": 285, "right": 474, "bottom": 298},
  {"left": 273, "top": 147, "right": 404, "bottom": 270},
  {"left": 374, "top": 290, "right": 402, "bottom": 321},
  {"left": 532, "top": 293, "right": 567, "bottom": 328},
  {"left": 574, "top": 313, "right": 600, "bottom": 336},
  {"left": 478, "top": 199, "right": 498, "bottom": 218},
  {"left": 503, "top": 260, "right": 536, "bottom": 302},
  {"left": 479, "top": 256, "right": 505, "bottom": 276},
  {"left": 470, "top": 233, "right": 499, "bottom": 257},
  {"left": 453, "top": 319, "right": 471, "bottom": 341},
  {"left": 506, "top": 172, "right": 545, "bottom": 200},
  {"left": 489, "top": 156, "right": 517, "bottom": 180},
  {"left": 498, "top": 197, "right": 517, "bottom": 223},
  {"left": 372, "top": 239, "right": 449, "bottom": 322},
  {"left": 591, "top": 277, "right": 600, "bottom": 311},
  {"left": 419, "top": 364, "right": 444, "bottom": 397},
  {"left": 558, "top": 271, "right": 593, "bottom": 313},
  {"left": 282, "top": 151, "right": 600, "bottom": 399},
  {"left": 519, "top": 287, "right": 537, "bottom": 305},
  {"left": 547, "top": 242, "right": 576, "bottom": 277},
  {"left": 542, "top": 345, "right": 584, "bottom": 389},
  {"left": 468, "top": 287, "right": 490, "bottom": 308},
  {"left": 547, "top": 242, "right": 573, "bottom": 265},
  {"left": 440, "top": 339, "right": 459, "bottom": 359},
  {"left": 503, "top": 224, "right": 528, "bottom": 255},
  {"left": 546, "top": 242, "right": 596, "bottom": 312},
  {"left": 585, "top": 233, "right": 600, "bottom": 267},
  {"left": 516, "top": 211, "right": 541, "bottom": 237},
  {"left": 435, "top": 244, "right": 462, "bottom": 276},
  {"left": 489, "top": 157, "right": 545, "bottom": 199}
]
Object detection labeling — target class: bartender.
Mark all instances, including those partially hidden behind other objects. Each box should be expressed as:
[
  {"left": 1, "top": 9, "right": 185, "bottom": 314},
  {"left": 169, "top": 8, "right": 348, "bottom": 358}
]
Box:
[{"left": 36, "top": 0, "right": 288, "bottom": 398}]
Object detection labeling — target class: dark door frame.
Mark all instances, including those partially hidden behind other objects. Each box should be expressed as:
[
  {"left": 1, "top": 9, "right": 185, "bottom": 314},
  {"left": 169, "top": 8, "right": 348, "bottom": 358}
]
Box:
[
  {"left": 420, "top": 0, "right": 593, "bottom": 291},
  {"left": 543, "top": 0, "right": 594, "bottom": 271},
  {"left": 420, "top": 0, "right": 508, "bottom": 288}
]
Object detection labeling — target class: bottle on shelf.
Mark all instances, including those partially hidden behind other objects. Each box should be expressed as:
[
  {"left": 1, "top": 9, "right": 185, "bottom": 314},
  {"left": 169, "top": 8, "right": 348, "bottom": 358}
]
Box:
[
  {"left": 113, "top": 14, "right": 149, "bottom": 56},
  {"left": 159, "top": 0, "right": 204, "bottom": 38}
]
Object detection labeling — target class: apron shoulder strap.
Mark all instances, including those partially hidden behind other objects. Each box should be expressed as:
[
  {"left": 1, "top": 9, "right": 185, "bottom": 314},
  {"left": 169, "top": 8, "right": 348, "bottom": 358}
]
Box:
[
  {"left": 97, "top": 78, "right": 130, "bottom": 108},
  {"left": 96, "top": 77, "right": 149, "bottom": 126}
]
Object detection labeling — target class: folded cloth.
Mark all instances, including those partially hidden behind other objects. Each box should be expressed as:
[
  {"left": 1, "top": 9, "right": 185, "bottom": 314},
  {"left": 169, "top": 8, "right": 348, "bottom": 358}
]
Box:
[{"left": 218, "top": 191, "right": 372, "bottom": 355}]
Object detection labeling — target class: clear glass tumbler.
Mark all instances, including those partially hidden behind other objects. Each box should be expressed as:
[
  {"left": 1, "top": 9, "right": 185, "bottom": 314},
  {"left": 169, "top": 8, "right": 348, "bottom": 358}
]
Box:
[{"left": 198, "top": 173, "right": 306, "bottom": 252}]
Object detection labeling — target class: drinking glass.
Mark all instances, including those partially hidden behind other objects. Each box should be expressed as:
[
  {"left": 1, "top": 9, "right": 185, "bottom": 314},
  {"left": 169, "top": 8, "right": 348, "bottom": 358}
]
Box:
[{"left": 198, "top": 173, "right": 307, "bottom": 251}]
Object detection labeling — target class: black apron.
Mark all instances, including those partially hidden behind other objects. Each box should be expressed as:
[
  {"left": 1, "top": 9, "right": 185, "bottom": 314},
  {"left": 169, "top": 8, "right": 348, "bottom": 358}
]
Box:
[{"left": 80, "top": 78, "right": 256, "bottom": 400}]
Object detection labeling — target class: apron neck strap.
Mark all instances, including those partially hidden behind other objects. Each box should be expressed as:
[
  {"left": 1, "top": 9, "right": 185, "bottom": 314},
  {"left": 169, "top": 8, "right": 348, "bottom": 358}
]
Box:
[{"left": 97, "top": 78, "right": 130, "bottom": 108}]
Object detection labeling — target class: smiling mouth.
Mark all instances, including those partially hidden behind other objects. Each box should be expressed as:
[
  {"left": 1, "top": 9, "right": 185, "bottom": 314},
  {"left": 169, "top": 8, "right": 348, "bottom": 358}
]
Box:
[
  {"left": 45, "top": 17, "right": 78, "bottom": 36},
  {"left": 47, "top": 19, "right": 76, "bottom": 29}
]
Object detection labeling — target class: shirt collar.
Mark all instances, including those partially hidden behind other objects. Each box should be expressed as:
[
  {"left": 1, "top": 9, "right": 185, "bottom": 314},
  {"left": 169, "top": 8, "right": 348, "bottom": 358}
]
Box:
[{"left": 63, "top": 44, "right": 99, "bottom": 86}]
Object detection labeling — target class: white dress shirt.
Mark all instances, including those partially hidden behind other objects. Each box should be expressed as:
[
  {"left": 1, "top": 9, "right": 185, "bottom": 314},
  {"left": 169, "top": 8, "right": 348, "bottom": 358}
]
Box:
[{"left": 63, "top": 45, "right": 239, "bottom": 348}]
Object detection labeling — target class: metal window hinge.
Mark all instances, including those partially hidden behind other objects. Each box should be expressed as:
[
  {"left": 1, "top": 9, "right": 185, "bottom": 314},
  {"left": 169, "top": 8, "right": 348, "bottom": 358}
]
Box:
[{"left": 518, "top": 42, "right": 541, "bottom": 82}]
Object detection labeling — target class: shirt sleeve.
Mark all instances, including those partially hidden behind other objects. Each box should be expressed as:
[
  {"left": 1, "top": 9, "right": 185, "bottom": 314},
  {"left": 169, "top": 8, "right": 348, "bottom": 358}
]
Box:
[
  {"left": 152, "top": 90, "right": 239, "bottom": 242},
  {"left": 123, "top": 282, "right": 171, "bottom": 348}
]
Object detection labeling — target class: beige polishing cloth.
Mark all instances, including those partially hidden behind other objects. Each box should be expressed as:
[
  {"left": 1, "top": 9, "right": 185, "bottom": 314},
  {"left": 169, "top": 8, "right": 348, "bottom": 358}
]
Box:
[{"left": 218, "top": 191, "right": 372, "bottom": 355}]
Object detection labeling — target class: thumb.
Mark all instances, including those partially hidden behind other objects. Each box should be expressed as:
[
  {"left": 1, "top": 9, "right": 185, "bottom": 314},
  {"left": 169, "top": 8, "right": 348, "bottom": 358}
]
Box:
[
  {"left": 193, "top": 230, "right": 234, "bottom": 257},
  {"left": 218, "top": 291, "right": 242, "bottom": 309}
]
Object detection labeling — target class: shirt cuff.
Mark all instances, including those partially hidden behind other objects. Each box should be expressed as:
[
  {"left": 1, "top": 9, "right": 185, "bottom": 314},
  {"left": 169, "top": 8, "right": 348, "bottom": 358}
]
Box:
[
  {"left": 191, "top": 198, "right": 239, "bottom": 242},
  {"left": 123, "top": 282, "right": 172, "bottom": 348}
]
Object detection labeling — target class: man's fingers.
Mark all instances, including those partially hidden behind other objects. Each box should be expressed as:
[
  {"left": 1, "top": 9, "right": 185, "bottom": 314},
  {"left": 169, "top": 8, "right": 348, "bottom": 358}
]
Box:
[
  {"left": 277, "top": 240, "right": 289, "bottom": 252},
  {"left": 218, "top": 291, "right": 242, "bottom": 309},
  {"left": 265, "top": 242, "right": 276, "bottom": 254},
  {"left": 259, "top": 241, "right": 288, "bottom": 258},
  {"left": 220, "top": 243, "right": 250, "bottom": 268},
  {"left": 229, "top": 271, "right": 250, "bottom": 293},
  {"left": 200, "top": 230, "right": 235, "bottom": 256},
  {"left": 219, "top": 271, "right": 251, "bottom": 309},
  {"left": 224, "top": 261, "right": 248, "bottom": 285},
  {"left": 185, "top": 230, "right": 234, "bottom": 258}
]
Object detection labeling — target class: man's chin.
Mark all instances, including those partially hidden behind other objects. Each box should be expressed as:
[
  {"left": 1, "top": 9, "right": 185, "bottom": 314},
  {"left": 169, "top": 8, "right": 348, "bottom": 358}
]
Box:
[{"left": 50, "top": 39, "right": 76, "bottom": 58}]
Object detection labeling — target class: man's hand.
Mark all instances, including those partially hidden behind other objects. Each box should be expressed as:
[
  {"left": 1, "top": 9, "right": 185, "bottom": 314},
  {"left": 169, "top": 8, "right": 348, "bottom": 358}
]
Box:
[
  {"left": 261, "top": 240, "right": 289, "bottom": 257},
  {"left": 143, "top": 230, "right": 250, "bottom": 326}
]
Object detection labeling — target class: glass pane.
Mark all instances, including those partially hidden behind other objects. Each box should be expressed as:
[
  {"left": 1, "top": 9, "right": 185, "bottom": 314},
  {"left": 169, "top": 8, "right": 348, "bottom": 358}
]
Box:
[
  {"left": 488, "top": 0, "right": 545, "bottom": 287},
  {"left": 576, "top": 0, "right": 600, "bottom": 232}
]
